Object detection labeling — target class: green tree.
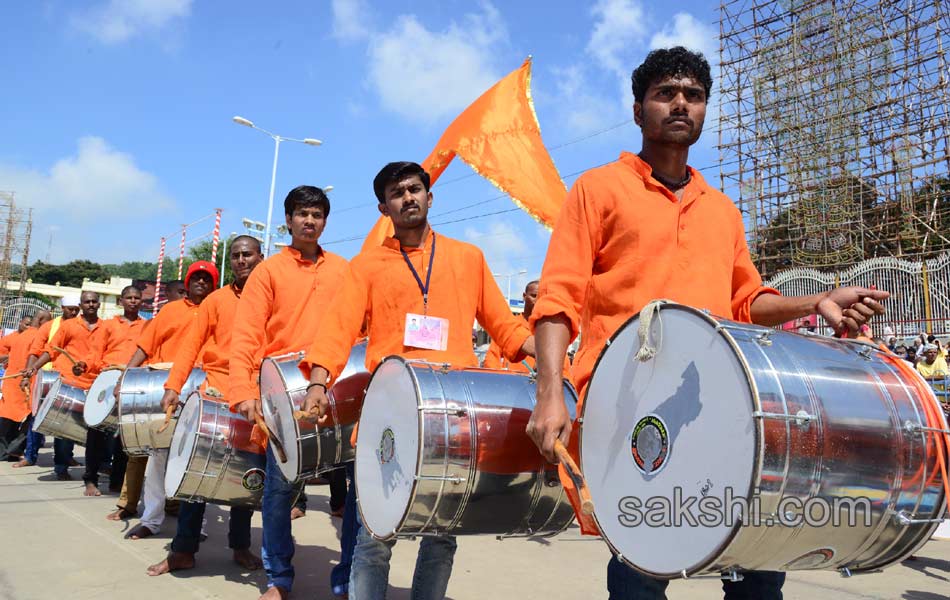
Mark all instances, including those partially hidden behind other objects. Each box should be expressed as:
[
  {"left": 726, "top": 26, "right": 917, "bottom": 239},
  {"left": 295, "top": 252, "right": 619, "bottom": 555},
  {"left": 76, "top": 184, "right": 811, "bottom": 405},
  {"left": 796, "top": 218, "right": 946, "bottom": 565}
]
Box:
[{"left": 28, "top": 259, "right": 111, "bottom": 287}]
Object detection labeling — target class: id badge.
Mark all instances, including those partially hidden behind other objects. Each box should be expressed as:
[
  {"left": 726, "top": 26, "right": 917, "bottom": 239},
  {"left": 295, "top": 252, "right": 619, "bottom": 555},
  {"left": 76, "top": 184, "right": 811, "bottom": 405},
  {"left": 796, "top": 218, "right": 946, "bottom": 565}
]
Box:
[{"left": 404, "top": 313, "right": 449, "bottom": 351}]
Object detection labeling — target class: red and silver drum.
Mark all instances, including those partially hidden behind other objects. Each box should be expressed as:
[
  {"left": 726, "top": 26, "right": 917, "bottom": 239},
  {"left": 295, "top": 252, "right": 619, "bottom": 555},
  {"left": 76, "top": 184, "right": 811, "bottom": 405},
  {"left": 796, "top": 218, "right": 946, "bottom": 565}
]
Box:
[
  {"left": 31, "top": 370, "right": 59, "bottom": 415},
  {"left": 165, "top": 390, "right": 265, "bottom": 508},
  {"left": 83, "top": 369, "right": 123, "bottom": 432},
  {"left": 33, "top": 377, "right": 88, "bottom": 444},
  {"left": 355, "top": 357, "right": 578, "bottom": 540},
  {"left": 118, "top": 366, "right": 205, "bottom": 455},
  {"left": 261, "top": 342, "right": 368, "bottom": 483},
  {"left": 581, "top": 302, "right": 948, "bottom": 579}
]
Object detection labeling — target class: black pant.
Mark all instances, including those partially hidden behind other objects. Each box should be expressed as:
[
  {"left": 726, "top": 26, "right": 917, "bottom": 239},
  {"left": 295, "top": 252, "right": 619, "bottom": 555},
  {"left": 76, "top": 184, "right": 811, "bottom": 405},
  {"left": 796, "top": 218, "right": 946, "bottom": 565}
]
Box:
[
  {"left": 110, "top": 434, "right": 127, "bottom": 491},
  {"left": 83, "top": 429, "right": 107, "bottom": 485},
  {"left": 328, "top": 467, "right": 347, "bottom": 512},
  {"left": 0, "top": 417, "right": 27, "bottom": 460}
]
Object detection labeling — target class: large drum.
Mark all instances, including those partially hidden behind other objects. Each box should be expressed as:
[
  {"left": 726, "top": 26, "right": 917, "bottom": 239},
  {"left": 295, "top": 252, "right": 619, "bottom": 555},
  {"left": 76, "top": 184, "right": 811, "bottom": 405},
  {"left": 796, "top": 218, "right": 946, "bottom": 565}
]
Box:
[
  {"left": 581, "top": 302, "right": 948, "bottom": 579},
  {"left": 355, "top": 357, "right": 578, "bottom": 540},
  {"left": 165, "top": 391, "right": 265, "bottom": 508},
  {"left": 118, "top": 366, "right": 205, "bottom": 455},
  {"left": 83, "top": 369, "right": 123, "bottom": 432},
  {"left": 33, "top": 378, "right": 88, "bottom": 444},
  {"left": 31, "top": 370, "right": 60, "bottom": 415},
  {"left": 261, "top": 342, "right": 368, "bottom": 483}
]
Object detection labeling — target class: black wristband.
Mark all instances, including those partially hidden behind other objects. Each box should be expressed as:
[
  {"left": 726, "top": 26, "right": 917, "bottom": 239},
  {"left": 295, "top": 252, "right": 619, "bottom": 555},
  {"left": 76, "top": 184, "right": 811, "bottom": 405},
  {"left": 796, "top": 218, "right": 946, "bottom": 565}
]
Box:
[{"left": 307, "top": 382, "right": 327, "bottom": 392}]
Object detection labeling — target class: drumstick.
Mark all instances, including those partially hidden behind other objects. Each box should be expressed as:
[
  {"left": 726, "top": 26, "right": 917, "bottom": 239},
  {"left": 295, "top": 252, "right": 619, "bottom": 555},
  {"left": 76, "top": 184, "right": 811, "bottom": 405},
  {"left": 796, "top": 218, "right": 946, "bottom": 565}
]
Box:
[
  {"left": 0, "top": 371, "right": 26, "bottom": 381},
  {"left": 554, "top": 439, "right": 595, "bottom": 516},
  {"left": 52, "top": 346, "right": 78, "bottom": 366},
  {"left": 255, "top": 415, "right": 288, "bottom": 464},
  {"left": 294, "top": 409, "right": 320, "bottom": 421},
  {"left": 156, "top": 404, "right": 176, "bottom": 434}
]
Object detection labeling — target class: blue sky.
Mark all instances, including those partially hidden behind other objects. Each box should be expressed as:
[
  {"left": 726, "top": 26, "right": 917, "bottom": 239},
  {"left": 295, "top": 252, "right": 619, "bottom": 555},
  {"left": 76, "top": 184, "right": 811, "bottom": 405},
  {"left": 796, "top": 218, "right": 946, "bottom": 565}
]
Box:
[{"left": 2, "top": 0, "right": 723, "bottom": 296}]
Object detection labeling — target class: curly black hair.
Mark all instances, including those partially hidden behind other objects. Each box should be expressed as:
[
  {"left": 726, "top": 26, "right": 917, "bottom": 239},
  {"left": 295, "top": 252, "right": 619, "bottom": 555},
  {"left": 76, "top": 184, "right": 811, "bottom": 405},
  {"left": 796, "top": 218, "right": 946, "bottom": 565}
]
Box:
[{"left": 631, "top": 47, "right": 713, "bottom": 103}]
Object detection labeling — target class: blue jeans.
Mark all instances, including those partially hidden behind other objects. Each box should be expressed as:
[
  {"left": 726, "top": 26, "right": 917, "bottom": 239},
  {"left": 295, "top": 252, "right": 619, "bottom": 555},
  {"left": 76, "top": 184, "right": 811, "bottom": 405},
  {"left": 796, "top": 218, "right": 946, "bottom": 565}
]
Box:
[
  {"left": 53, "top": 437, "right": 74, "bottom": 476},
  {"left": 349, "top": 511, "right": 457, "bottom": 600},
  {"left": 262, "top": 445, "right": 297, "bottom": 592},
  {"left": 330, "top": 463, "right": 358, "bottom": 595},
  {"left": 607, "top": 555, "right": 785, "bottom": 599},
  {"left": 24, "top": 417, "right": 44, "bottom": 464},
  {"left": 172, "top": 500, "right": 253, "bottom": 554}
]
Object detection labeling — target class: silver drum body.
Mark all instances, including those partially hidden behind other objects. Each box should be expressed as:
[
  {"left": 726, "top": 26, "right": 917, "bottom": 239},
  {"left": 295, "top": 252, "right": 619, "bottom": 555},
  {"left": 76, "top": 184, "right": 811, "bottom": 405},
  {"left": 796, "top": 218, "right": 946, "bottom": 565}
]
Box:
[
  {"left": 165, "top": 391, "right": 266, "bottom": 509},
  {"left": 355, "top": 357, "right": 578, "bottom": 540},
  {"left": 31, "top": 370, "right": 60, "bottom": 415},
  {"left": 33, "top": 378, "right": 88, "bottom": 444},
  {"left": 261, "top": 342, "right": 368, "bottom": 483},
  {"left": 581, "top": 302, "right": 948, "bottom": 579},
  {"left": 118, "top": 366, "right": 205, "bottom": 455}
]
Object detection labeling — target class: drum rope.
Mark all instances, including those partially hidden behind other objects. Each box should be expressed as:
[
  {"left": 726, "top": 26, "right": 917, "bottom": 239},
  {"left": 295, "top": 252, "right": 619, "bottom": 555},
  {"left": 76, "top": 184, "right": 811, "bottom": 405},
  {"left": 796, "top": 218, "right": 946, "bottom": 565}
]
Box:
[{"left": 634, "top": 300, "right": 670, "bottom": 362}]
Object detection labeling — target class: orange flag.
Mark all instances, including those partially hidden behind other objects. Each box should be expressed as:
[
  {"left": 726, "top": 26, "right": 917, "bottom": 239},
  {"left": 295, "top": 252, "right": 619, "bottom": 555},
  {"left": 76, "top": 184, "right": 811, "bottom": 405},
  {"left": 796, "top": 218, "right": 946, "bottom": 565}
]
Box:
[{"left": 360, "top": 57, "right": 566, "bottom": 251}]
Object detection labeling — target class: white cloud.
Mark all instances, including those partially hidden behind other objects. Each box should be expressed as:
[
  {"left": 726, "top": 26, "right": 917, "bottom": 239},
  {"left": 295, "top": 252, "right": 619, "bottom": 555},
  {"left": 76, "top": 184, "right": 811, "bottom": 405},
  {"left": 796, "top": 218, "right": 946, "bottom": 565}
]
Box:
[
  {"left": 365, "top": 3, "right": 507, "bottom": 124},
  {"left": 331, "top": 0, "right": 372, "bottom": 42},
  {"left": 0, "top": 137, "right": 175, "bottom": 261},
  {"left": 464, "top": 220, "right": 538, "bottom": 298},
  {"left": 649, "top": 12, "right": 718, "bottom": 63},
  {"left": 586, "top": 0, "right": 648, "bottom": 74},
  {"left": 551, "top": 65, "right": 626, "bottom": 134},
  {"left": 73, "top": 0, "right": 192, "bottom": 44}
]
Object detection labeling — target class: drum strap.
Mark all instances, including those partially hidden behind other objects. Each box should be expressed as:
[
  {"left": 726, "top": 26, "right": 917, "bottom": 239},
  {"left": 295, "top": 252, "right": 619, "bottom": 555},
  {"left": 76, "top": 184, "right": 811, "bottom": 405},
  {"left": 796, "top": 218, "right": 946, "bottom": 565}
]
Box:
[{"left": 634, "top": 300, "right": 671, "bottom": 362}]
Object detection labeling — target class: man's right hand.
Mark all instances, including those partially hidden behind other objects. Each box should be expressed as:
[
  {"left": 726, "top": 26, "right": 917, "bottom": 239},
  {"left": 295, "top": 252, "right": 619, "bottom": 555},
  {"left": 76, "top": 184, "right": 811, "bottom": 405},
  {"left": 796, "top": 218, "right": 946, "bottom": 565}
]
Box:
[
  {"left": 161, "top": 389, "right": 180, "bottom": 412},
  {"left": 235, "top": 398, "right": 263, "bottom": 424},
  {"left": 526, "top": 385, "right": 573, "bottom": 464},
  {"left": 301, "top": 386, "right": 330, "bottom": 423},
  {"left": 19, "top": 375, "right": 31, "bottom": 392}
]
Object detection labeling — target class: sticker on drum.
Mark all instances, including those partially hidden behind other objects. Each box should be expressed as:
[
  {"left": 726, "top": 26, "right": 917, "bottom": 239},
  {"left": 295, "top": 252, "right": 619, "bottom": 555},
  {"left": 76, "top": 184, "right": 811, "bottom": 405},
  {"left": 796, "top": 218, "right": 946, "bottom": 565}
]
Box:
[
  {"left": 782, "top": 548, "right": 836, "bottom": 570},
  {"left": 378, "top": 428, "right": 395, "bottom": 464},
  {"left": 242, "top": 468, "right": 265, "bottom": 491},
  {"left": 630, "top": 414, "right": 670, "bottom": 475}
]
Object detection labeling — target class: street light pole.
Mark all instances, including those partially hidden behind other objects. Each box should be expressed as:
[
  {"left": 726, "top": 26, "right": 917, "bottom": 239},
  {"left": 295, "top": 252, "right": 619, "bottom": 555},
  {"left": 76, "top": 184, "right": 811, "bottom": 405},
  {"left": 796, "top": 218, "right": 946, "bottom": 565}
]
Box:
[
  {"left": 493, "top": 269, "right": 528, "bottom": 304},
  {"left": 218, "top": 232, "right": 237, "bottom": 288},
  {"left": 232, "top": 116, "right": 322, "bottom": 257}
]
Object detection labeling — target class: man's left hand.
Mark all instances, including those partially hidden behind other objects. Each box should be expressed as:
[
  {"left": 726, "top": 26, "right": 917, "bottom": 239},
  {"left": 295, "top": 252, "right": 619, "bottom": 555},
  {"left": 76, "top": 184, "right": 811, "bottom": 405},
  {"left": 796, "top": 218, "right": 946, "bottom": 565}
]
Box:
[
  {"left": 72, "top": 361, "right": 87, "bottom": 377},
  {"left": 817, "top": 286, "right": 889, "bottom": 336}
]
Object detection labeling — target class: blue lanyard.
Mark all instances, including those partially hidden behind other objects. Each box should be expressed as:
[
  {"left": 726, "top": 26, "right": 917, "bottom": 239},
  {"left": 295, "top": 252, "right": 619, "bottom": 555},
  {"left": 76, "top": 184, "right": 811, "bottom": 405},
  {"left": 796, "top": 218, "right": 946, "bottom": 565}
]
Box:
[{"left": 400, "top": 233, "right": 436, "bottom": 313}]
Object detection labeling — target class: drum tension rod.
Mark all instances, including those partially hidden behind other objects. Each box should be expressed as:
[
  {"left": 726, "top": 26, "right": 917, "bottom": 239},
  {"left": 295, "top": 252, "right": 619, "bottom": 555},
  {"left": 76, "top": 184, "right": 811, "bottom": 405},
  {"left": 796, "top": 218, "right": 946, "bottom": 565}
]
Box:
[
  {"left": 894, "top": 509, "right": 946, "bottom": 526},
  {"left": 904, "top": 420, "right": 950, "bottom": 435},
  {"left": 838, "top": 567, "right": 883, "bottom": 577},
  {"left": 415, "top": 474, "right": 466, "bottom": 484},
  {"left": 679, "top": 569, "right": 743, "bottom": 582},
  {"left": 419, "top": 407, "right": 468, "bottom": 416},
  {"left": 751, "top": 409, "right": 815, "bottom": 427}
]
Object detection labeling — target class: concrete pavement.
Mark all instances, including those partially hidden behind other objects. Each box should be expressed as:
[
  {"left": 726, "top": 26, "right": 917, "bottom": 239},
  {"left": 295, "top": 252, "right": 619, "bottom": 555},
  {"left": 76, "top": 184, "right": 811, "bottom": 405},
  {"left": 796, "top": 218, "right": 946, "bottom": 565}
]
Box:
[{"left": 1, "top": 450, "right": 949, "bottom": 599}]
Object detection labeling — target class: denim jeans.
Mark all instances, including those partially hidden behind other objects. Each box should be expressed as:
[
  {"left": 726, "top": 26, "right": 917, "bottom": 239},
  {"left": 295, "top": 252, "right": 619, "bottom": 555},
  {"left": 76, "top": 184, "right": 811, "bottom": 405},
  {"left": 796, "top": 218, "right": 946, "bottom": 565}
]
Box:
[
  {"left": 171, "top": 500, "right": 253, "bottom": 554},
  {"left": 24, "top": 417, "right": 44, "bottom": 464},
  {"left": 262, "top": 445, "right": 296, "bottom": 592},
  {"left": 53, "top": 437, "right": 74, "bottom": 476},
  {"left": 330, "top": 463, "right": 358, "bottom": 595},
  {"left": 349, "top": 510, "right": 457, "bottom": 600},
  {"left": 607, "top": 555, "right": 785, "bottom": 599}
]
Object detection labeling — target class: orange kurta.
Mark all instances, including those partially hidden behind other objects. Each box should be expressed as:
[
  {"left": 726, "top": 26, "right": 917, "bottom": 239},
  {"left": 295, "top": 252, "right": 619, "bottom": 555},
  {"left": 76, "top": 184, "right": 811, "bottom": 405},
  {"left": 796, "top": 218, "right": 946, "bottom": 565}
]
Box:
[
  {"left": 45, "top": 317, "right": 112, "bottom": 390},
  {"left": 302, "top": 230, "right": 531, "bottom": 384},
  {"left": 0, "top": 331, "right": 17, "bottom": 357},
  {"left": 229, "top": 246, "right": 349, "bottom": 408},
  {"left": 27, "top": 320, "right": 54, "bottom": 359},
  {"left": 0, "top": 329, "right": 34, "bottom": 421},
  {"left": 101, "top": 316, "right": 147, "bottom": 367},
  {"left": 166, "top": 285, "right": 240, "bottom": 396},
  {"left": 136, "top": 299, "right": 200, "bottom": 364},
  {"left": 482, "top": 338, "right": 572, "bottom": 377},
  {"left": 531, "top": 152, "right": 778, "bottom": 397}
]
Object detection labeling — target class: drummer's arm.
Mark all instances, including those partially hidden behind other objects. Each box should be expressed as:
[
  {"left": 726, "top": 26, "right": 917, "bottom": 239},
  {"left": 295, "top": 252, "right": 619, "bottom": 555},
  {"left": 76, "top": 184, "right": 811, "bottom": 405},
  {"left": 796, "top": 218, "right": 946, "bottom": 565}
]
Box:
[
  {"left": 749, "top": 290, "right": 888, "bottom": 334},
  {"left": 31, "top": 351, "right": 52, "bottom": 370},
  {"left": 127, "top": 348, "right": 148, "bottom": 369},
  {"left": 527, "top": 315, "right": 574, "bottom": 464}
]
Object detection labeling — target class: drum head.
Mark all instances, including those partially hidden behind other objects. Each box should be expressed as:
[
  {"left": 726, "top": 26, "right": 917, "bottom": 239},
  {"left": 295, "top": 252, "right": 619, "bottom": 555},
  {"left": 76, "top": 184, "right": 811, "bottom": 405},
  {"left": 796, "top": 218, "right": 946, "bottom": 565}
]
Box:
[
  {"left": 33, "top": 378, "right": 61, "bottom": 430},
  {"left": 32, "top": 371, "right": 57, "bottom": 414},
  {"left": 165, "top": 392, "right": 203, "bottom": 498},
  {"left": 84, "top": 370, "right": 121, "bottom": 426},
  {"left": 581, "top": 306, "right": 756, "bottom": 577},
  {"left": 355, "top": 357, "right": 420, "bottom": 539},
  {"left": 260, "top": 358, "right": 302, "bottom": 482}
]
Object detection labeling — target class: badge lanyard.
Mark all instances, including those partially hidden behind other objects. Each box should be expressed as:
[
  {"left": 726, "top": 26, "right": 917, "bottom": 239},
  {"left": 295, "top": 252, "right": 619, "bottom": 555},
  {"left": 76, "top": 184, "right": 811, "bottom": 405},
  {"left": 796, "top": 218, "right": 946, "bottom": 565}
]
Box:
[{"left": 400, "top": 233, "right": 436, "bottom": 315}]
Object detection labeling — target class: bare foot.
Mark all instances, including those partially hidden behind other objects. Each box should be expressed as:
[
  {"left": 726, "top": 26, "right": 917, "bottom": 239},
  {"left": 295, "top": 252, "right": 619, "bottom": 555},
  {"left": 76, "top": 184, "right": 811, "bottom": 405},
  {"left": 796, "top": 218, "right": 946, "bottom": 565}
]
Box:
[
  {"left": 106, "top": 508, "right": 137, "bottom": 521},
  {"left": 11, "top": 459, "right": 34, "bottom": 468},
  {"left": 147, "top": 551, "right": 195, "bottom": 576},
  {"left": 84, "top": 482, "right": 102, "bottom": 497},
  {"left": 125, "top": 524, "right": 155, "bottom": 540},
  {"left": 233, "top": 548, "right": 263, "bottom": 570},
  {"left": 259, "top": 586, "right": 290, "bottom": 600},
  {"left": 290, "top": 506, "right": 306, "bottom": 520}
]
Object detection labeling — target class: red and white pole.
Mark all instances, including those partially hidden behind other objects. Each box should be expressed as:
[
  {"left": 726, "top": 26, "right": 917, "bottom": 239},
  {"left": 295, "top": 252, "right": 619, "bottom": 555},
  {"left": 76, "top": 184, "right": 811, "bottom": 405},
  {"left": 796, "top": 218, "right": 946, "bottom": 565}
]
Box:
[
  {"left": 155, "top": 237, "right": 166, "bottom": 311},
  {"left": 210, "top": 208, "right": 222, "bottom": 263},
  {"left": 177, "top": 224, "right": 187, "bottom": 280}
]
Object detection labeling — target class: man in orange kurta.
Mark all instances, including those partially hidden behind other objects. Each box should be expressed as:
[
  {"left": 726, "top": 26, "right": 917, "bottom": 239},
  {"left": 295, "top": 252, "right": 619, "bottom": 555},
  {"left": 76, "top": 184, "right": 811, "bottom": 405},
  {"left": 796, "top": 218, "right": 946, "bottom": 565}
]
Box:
[
  {"left": 301, "top": 162, "right": 534, "bottom": 600},
  {"left": 122, "top": 262, "right": 217, "bottom": 540},
  {"left": 33, "top": 291, "right": 116, "bottom": 495},
  {"left": 526, "top": 47, "right": 888, "bottom": 600},
  {"left": 228, "top": 186, "right": 349, "bottom": 600},
  {"left": 0, "top": 311, "right": 51, "bottom": 461},
  {"left": 146, "top": 236, "right": 265, "bottom": 577},
  {"left": 21, "top": 296, "right": 81, "bottom": 478}
]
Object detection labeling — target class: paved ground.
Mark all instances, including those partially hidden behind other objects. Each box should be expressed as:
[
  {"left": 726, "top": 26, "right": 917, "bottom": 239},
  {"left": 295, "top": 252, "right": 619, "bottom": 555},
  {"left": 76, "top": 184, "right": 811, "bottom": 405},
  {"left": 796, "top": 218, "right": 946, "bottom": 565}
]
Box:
[{"left": 2, "top": 450, "right": 950, "bottom": 599}]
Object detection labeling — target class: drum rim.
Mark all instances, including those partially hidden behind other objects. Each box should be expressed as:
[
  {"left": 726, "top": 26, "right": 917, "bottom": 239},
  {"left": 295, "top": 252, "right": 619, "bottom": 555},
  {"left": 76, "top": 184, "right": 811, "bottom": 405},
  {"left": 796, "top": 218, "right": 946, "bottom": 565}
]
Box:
[
  {"left": 578, "top": 302, "right": 764, "bottom": 579},
  {"left": 84, "top": 369, "right": 121, "bottom": 426},
  {"left": 165, "top": 390, "right": 205, "bottom": 500},
  {"left": 31, "top": 370, "right": 59, "bottom": 413},
  {"left": 355, "top": 355, "right": 424, "bottom": 541},
  {"left": 34, "top": 376, "right": 63, "bottom": 428},
  {"left": 260, "top": 355, "right": 311, "bottom": 482}
]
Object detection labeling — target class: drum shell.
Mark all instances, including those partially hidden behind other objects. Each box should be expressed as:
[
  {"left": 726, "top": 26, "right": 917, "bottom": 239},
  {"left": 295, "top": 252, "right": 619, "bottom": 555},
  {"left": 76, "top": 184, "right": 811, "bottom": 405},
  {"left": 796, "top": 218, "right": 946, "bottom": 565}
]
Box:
[
  {"left": 358, "top": 359, "right": 577, "bottom": 539},
  {"left": 33, "top": 379, "right": 88, "bottom": 444},
  {"left": 31, "top": 371, "right": 60, "bottom": 415},
  {"left": 118, "top": 367, "right": 205, "bottom": 455},
  {"left": 580, "top": 304, "right": 947, "bottom": 578},
  {"left": 165, "top": 392, "right": 264, "bottom": 509}
]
